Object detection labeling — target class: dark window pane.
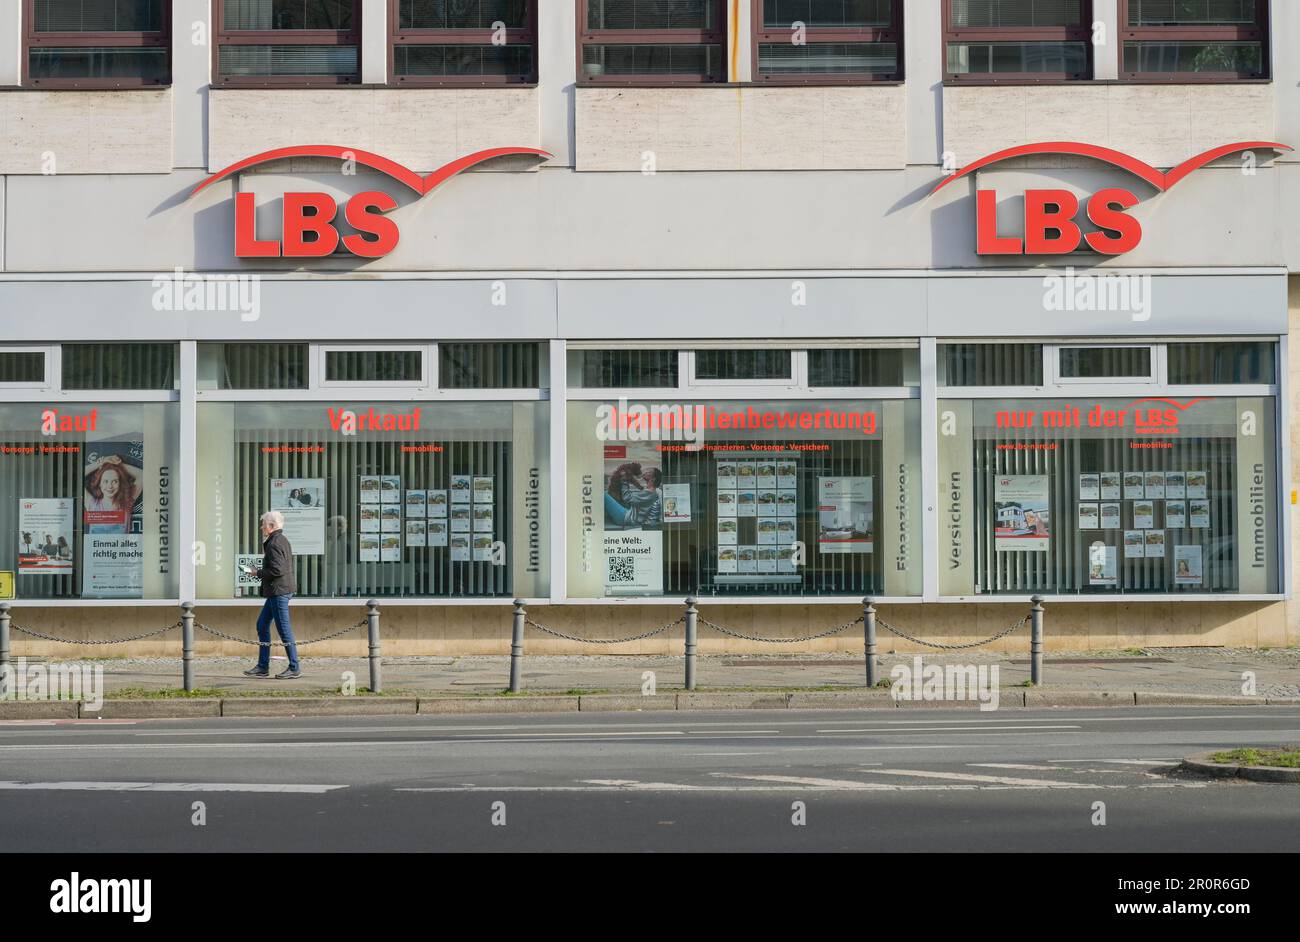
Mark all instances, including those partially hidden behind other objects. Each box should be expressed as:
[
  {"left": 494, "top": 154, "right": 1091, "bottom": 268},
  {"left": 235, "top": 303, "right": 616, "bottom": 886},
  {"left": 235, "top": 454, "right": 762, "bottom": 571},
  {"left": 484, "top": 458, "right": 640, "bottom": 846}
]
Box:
[
  {"left": 223, "top": 0, "right": 354, "bottom": 31},
  {"left": 939, "top": 344, "right": 1043, "bottom": 386},
  {"left": 439, "top": 343, "right": 540, "bottom": 389},
  {"left": 219, "top": 44, "right": 357, "bottom": 75},
  {"left": 1167, "top": 342, "right": 1275, "bottom": 384},
  {"left": 587, "top": 1, "right": 715, "bottom": 30},
  {"left": 395, "top": 44, "right": 533, "bottom": 76},
  {"left": 62, "top": 343, "right": 176, "bottom": 390},
  {"left": 1128, "top": 0, "right": 1259, "bottom": 26},
  {"left": 582, "top": 43, "right": 721, "bottom": 76},
  {"left": 759, "top": 42, "right": 897, "bottom": 74},
  {"left": 198, "top": 343, "right": 309, "bottom": 390},
  {"left": 808, "top": 349, "right": 916, "bottom": 387},
  {"left": 763, "top": 0, "right": 892, "bottom": 28},
  {"left": 0, "top": 352, "right": 45, "bottom": 384},
  {"left": 1123, "top": 41, "right": 1263, "bottom": 75},
  {"left": 29, "top": 47, "right": 169, "bottom": 81},
  {"left": 326, "top": 350, "right": 422, "bottom": 383},
  {"left": 948, "top": 40, "right": 1088, "bottom": 74},
  {"left": 950, "top": 0, "right": 1084, "bottom": 27},
  {"left": 1059, "top": 347, "right": 1152, "bottom": 379},
  {"left": 34, "top": 0, "right": 165, "bottom": 32},
  {"left": 399, "top": 0, "right": 528, "bottom": 29},
  {"left": 695, "top": 350, "right": 792, "bottom": 381},
  {"left": 571, "top": 350, "right": 679, "bottom": 388}
]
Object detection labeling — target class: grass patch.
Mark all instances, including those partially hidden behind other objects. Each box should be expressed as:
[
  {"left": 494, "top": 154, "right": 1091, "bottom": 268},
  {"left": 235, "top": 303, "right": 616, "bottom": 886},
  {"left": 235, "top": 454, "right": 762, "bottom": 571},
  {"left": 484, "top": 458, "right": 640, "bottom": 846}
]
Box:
[
  {"left": 1121, "top": 647, "right": 1148, "bottom": 657},
  {"left": 1209, "top": 747, "right": 1300, "bottom": 769},
  {"left": 106, "top": 686, "right": 411, "bottom": 700}
]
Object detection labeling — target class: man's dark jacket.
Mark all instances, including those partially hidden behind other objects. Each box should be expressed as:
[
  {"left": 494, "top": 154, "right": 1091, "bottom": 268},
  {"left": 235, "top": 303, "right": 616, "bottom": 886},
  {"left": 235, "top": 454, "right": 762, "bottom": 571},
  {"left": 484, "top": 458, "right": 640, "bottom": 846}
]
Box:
[{"left": 259, "top": 529, "right": 297, "bottom": 598}]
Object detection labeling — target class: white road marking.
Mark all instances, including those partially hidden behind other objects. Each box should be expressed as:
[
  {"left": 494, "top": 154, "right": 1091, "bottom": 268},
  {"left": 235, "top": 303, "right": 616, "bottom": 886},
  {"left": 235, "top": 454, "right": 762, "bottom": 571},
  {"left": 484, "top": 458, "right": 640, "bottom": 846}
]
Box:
[
  {"left": 867, "top": 769, "right": 1113, "bottom": 788},
  {"left": 0, "top": 780, "right": 345, "bottom": 793},
  {"left": 969, "top": 763, "right": 1068, "bottom": 771},
  {"left": 711, "top": 773, "right": 895, "bottom": 790},
  {"left": 1053, "top": 758, "right": 1182, "bottom": 766},
  {"left": 816, "top": 725, "right": 1082, "bottom": 734}
]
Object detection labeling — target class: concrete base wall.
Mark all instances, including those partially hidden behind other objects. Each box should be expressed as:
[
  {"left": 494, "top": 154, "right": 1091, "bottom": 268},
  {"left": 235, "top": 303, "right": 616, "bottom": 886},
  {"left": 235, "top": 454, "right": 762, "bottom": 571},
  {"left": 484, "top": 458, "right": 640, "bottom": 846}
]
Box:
[{"left": 3, "top": 598, "right": 1292, "bottom": 659}]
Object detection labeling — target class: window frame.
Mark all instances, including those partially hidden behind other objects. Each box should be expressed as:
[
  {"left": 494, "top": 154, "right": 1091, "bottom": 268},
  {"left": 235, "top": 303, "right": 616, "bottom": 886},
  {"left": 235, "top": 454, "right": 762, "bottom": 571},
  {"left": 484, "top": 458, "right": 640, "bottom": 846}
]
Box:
[
  {"left": 389, "top": 0, "right": 538, "bottom": 86},
  {"left": 576, "top": 0, "right": 729, "bottom": 86},
  {"left": 23, "top": 0, "right": 172, "bottom": 89},
  {"left": 1118, "top": 0, "right": 1269, "bottom": 83},
  {"left": 942, "top": 0, "right": 1094, "bottom": 84},
  {"left": 751, "top": 0, "right": 903, "bottom": 85},
  {"left": 212, "top": 0, "right": 362, "bottom": 88},
  {"left": 1051, "top": 343, "right": 1159, "bottom": 385},
  {"left": 318, "top": 344, "right": 431, "bottom": 389},
  {"left": 0, "top": 346, "right": 53, "bottom": 389}
]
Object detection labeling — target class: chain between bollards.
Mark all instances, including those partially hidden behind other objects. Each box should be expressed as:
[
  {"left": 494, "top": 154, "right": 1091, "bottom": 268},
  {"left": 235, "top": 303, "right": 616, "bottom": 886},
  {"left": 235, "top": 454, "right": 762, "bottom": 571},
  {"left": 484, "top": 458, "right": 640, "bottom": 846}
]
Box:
[
  {"left": 0, "top": 602, "right": 10, "bottom": 670},
  {"left": 1030, "top": 595, "right": 1045, "bottom": 686},
  {"left": 181, "top": 602, "right": 195, "bottom": 692},
  {"left": 683, "top": 597, "right": 698, "bottom": 691},
  {"left": 509, "top": 599, "right": 526, "bottom": 693},
  {"left": 367, "top": 599, "right": 382, "bottom": 694},
  {"left": 862, "top": 597, "right": 877, "bottom": 688}
]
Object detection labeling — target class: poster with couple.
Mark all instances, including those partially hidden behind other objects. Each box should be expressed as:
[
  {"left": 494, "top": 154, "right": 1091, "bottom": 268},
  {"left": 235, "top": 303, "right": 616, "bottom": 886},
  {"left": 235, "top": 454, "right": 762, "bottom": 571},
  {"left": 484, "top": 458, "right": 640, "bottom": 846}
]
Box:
[
  {"left": 601, "top": 444, "right": 665, "bottom": 595},
  {"left": 82, "top": 437, "right": 145, "bottom": 597}
]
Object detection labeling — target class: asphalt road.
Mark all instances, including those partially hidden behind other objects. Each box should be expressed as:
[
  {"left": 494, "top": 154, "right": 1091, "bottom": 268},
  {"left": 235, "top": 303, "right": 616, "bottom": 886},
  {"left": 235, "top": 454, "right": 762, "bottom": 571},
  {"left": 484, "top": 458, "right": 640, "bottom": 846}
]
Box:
[{"left": 1, "top": 707, "right": 1297, "bottom": 852}]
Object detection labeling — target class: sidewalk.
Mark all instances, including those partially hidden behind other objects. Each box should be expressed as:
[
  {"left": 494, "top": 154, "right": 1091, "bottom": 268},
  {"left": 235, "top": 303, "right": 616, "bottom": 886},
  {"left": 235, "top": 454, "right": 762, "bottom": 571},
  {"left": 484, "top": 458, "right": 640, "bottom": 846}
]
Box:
[{"left": 18, "top": 645, "right": 1300, "bottom": 701}]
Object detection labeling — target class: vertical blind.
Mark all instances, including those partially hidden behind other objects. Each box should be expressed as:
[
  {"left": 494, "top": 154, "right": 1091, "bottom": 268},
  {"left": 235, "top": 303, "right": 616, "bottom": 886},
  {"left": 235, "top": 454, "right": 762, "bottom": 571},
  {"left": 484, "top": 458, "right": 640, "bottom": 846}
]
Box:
[
  {"left": 939, "top": 343, "right": 1043, "bottom": 386},
  {"left": 439, "top": 343, "right": 540, "bottom": 389},
  {"left": 0, "top": 352, "right": 46, "bottom": 384},
  {"left": 573, "top": 349, "right": 679, "bottom": 388},
  {"left": 62, "top": 343, "right": 176, "bottom": 391}
]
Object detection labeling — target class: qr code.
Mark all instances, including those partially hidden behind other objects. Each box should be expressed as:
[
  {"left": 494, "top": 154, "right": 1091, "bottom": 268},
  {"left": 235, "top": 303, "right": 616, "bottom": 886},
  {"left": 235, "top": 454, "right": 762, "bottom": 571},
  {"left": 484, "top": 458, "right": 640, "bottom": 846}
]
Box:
[{"left": 607, "top": 555, "right": 636, "bottom": 584}]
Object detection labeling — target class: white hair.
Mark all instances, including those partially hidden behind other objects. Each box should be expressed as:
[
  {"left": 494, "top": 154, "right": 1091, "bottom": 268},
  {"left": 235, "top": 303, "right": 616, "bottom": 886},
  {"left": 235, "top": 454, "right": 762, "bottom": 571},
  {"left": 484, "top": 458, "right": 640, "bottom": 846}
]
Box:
[{"left": 261, "top": 510, "right": 284, "bottom": 530}]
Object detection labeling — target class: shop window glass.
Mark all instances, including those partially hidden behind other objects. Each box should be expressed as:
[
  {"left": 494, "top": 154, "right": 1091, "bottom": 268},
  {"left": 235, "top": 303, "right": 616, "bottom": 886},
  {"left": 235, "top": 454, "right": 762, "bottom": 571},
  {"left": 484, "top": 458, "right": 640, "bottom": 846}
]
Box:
[
  {"left": 0, "top": 352, "right": 46, "bottom": 385},
  {"left": 27, "top": 0, "right": 170, "bottom": 86},
  {"left": 694, "top": 350, "right": 793, "bottom": 381},
  {"left": 62, "top": 343, "right": 177, "bottom": 391},
  {"left": 1167, "top": 342, "right": 1275, "bottom": 385},
  {"left": 566, "top": 397, "right": 922, "bottom": 598},
  {"left": 198, "top": 343, "right": 309, "bottom": 391},
  {"left": 937, "top": 396, "right": 1277, "bottom": 596},
  {"left": 1058, "top": 347, "right": 1152, "bottom": 380},
  {"left": 439, "top": 343, "right": 541, "bottom": 389},
  {"left": 808, "top": 349, "right": 918, "bottom": 387},
  {"left": 569, "top": 350, "right": 680, "bottom": 389},
  {"left": 0, "top": 402, "right": 179, "bottom": 600},
  {"left": 324, "top": 350, "right": 423, "bottom": 384},
  {"left": 196, "top": 400, "right": 548, "bottom": 599},
  {"left": 939, "top": 343, "right": 1043, "bottom": 386}
]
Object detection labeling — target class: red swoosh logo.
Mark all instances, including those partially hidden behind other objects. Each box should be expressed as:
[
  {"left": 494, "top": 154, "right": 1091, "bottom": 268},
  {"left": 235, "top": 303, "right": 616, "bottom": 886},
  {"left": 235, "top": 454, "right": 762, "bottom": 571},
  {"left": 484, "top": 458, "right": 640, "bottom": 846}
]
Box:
[
  {"left": 191, "top": 144, "right": 553, "bottom": 198},
  {"left": 931, "top": 141, "right": 1291, "bottom": 195}
]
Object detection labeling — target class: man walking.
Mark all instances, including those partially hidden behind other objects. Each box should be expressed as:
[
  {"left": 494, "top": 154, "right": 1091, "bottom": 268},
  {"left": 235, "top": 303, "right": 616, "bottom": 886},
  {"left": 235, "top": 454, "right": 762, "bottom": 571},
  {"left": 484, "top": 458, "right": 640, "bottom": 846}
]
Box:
[{"left": 242, "top": 511, "right": 301, "bottom": 679}]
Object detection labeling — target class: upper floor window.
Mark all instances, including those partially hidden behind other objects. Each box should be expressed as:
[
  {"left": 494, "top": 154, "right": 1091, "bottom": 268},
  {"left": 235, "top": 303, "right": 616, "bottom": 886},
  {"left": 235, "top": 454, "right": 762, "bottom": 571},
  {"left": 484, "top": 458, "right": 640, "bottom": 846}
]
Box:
[
  {"left": 578, "top": 0, "right": 727, "bottom": 84},
  {"left": 945, "top": 0, "right": 1093, "bottom": 82},
  {"left": 391, "top": 0, "right": 537, "bottom": 85},
  {"left": 214, "top": 0, "right": 360, "bottom": 86},
  {"left": 754, "top": 0, "right": 902, "bottom": 83},
  {"left": 1120, "top": 0, "right": 1268, "bottom": 81},
  {"left": 25, "top": 0, "right": 170, "bottom": 87}
]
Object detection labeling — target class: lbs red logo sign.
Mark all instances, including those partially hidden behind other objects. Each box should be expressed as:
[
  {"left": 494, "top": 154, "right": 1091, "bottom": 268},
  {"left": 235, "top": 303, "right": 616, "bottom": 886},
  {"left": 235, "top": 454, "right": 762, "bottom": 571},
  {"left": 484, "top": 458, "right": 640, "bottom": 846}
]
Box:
[
  {"left": 191, "top": 145, "right": 552, "bottom": 259},
  {"left": 932, "top": 141, "right": 1291, "bottom": 256}
]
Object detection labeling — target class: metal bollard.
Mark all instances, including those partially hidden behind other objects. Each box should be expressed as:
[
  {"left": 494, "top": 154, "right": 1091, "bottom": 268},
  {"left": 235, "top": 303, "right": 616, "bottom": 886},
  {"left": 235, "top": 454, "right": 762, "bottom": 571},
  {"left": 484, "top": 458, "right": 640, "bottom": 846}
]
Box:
[
  {"left": 1030, "top": 595, "right": 1045, "bottom": 686},
  {"left": 683, "top": 597, "right": 698, "bottom": 691},
  {"left": 862, "top": 597, "right": 877, "bottom": 688},
  {"left": 181, "top": 602, "right": 195, "bottom": 692},
  {"left": 366, "top": 599, "right": 382, "bottom": 694},
  {"left": 0, "top": 602, "right": 10, "bottom": 669},
  {"left": 509, "top": 599, "right": 526, "bottom": 693}
]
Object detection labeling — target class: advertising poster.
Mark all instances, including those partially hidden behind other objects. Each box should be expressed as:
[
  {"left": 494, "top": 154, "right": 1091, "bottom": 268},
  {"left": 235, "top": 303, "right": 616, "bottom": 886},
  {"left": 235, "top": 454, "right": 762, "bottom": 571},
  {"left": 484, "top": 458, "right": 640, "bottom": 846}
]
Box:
[
  {"left": 717, "top": 491, "right": 737, "bottom": 515},
  {"left": 737, "top": 462, "right": 756, "bottom": 489},
  {"left": 406, "top": 520, "right": 426, "bottom": 548},
  {"left": 451, "top": 475, "right": 472, "bottom": 503},
  {"left": 1100, "top": 472, "right": 1122, "bottom": 500},
  {"left": 359, "top": 505, "right": 380, "bottom": 533},
  {"left": 472, "top": 535, "right": 495, "bottom": 562},
  {"left": 82, "top": 438, "right": 144, "bottom": 595},
  {"left": 1078, "top": 503, "right": 1099, "bottom": 529},
  {"left": 993, "top": 476, "right": 1050, "bottom": 552},
  {"left": 777, "top": 545, "right": 796, "bottom": 573},
  {"left": 1133, "top": 501, "right": 1155, "bottom": 529},
  {"left": 451, "top": 506, "right": 471, "bottom": 532},
  {"left": 428, "top": 490, "right": 448, "bottom": 516},
  {"left": 1100, "top": 502, "right": 1121, "bottom": 529},
  {"left": 1166, "top": 501, "right": 1186, "bottom": 529},
  {"left": 1123, "top": 472, "right": 1145, "bottom": 499},
  {"left": 450, "top": 535, "right": 470, "bottom": 561},
  {"left": 380, "top": 476, "right": 401, "bottom": 503},
  {"left": 757, "top": 490, "right": 778, "bottom": 517},
  {"left": 83, "top": 535, "right": 144, "bottom": 597},
  {"left": 716, "top": 462, "right": 737, "bottom": 489},
  {"left": 817, "top": 476, "right": 874, "bottom": 554},
  {"left": 717, "top": 518, "right": 738, "bottom": 545},
  {"left": 359, "top": 535, "right": 380, "bottom": 562},
  {"left": 473, "top": 476, "right": 494, "bottom": 503},
  {"left": 427, "top": 520, "right": 449, "bottom": 547},
  {"left": 270, "top": 478, "right": 325, "bottom": 555},
  {"left": 1144, "top": 531, "right": 1165, "bottom": 558},
  {"left": 405, "top": 490, "right": 427, "bottom": 517},
  {"left": 718, "top": 546, "right": 737, "bottom": 573},
  {"left": 777, "top": 461, "right": 797, "bottom": 488},
  {"left": 757, "top": 519, "right": 778, "bottom": 545},
  {"left": 737, "top": 491, "right": 757, "bottom": 518},
  {"left": 359, "top": 476, "right": 381, "bottom": 504},
  {"left": 1079, "top": 474, "right": 1100, "bottom": 501},
  {"left": 1143, "top": 472, "right": 1165, "bottom": 500},
  {"left": 1124, "top": 530, "right": 1145, "bottom": 558},
  {"left": 236, "top": 553, "right": 264, "bottom": 592},
  {"left": 777, "top": 490, "right": 797, "bottom": 516},
  {"left": 18, "top": 498, "right": 75, "bottom": 575},
  {"left": 604, "top": 443, "right": 664, "bottom": 530},
  {"left": 380, "top": 504, "right": 402, "bottom": 533},
  {"left": 473, "top": 505, "right": 494, "bottom": 533},
  {"left": 1186, "top": 471, "right": 1208, "bottom": 499},
  {"left": 1165, "top": 471, "right": 1186, "bottom": 499},
  {"left": 603, "top": 530, "right": 663, "bottom": 594},
  {"left": 1189, "top": 500, "right": 1210, "bottom": 528},
  {"left": 1175, "top": 545, "right": 1203, "bottom": 585},
  {"left": 737, "top": 546, "right": 757, "bottom": 573},
  {"left": 1088, "top": 542, "right": 1117, "bottom": 586},
  {"left": 662, "top": 483, "right": 691, "bottom": 523},
  {"left": 777, "top": 519, "right": 796, "bottom": 543},
  {"left": 757, "top": 547, "right": 777, "bottom": 574},
  {"left": 380, "top": 534, "right": 401, "bottom": 562}
]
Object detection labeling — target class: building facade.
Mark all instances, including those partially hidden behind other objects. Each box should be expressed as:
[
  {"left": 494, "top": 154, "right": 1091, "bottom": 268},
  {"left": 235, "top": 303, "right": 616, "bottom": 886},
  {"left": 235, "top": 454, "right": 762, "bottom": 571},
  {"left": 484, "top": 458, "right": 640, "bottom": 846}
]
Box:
[{"left": 2, "top": 0, "right": 1299, "bottom": 654}]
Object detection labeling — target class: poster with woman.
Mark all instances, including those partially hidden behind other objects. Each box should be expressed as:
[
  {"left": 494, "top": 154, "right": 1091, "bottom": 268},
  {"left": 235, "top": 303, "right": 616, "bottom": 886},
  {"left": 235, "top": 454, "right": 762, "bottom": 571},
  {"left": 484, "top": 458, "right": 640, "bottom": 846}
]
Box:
[{"left": 82, "top": 439, "right": 144, "bottom": 597}]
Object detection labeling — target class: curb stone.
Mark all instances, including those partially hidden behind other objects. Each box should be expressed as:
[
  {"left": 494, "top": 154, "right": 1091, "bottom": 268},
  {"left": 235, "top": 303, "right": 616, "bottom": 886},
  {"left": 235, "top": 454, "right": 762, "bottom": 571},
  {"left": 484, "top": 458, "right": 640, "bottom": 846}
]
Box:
[
  {"left": 1025, "top": 690, "right": 1134, "bottom": 707},
  {"left": 417, "top": 696, "right": 579, "bottom": 714},
  {"left": 221, "top": 697, "right": 419, "bottom": 717},
  {"left": 787, "top": 691, "right": 895, "bottom": 710},
  {"left": 0, "top": 700, "right": 79, "bottom": 719},
  {"left": 676, "top": 692, "right": 791, "bottom": 710},
  {"left": 1135, "top": 693, "right": 1267, "bottom": 706},
  {"left": 579, "top": 694, "right": 676, "bottom": 712},
  {"left": 82, "top": 699, "right": 221, "bottom": 719},
  {"left": 1180, "top": 751, "right": 1300, "bottom": 784}
]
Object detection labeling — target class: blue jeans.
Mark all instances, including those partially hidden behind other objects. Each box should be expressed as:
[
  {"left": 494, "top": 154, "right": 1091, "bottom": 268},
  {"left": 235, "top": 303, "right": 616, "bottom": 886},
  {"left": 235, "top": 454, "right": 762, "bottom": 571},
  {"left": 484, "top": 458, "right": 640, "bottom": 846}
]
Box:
[{"left": 256, "top": 594, "right": 299, "bottom": 671}]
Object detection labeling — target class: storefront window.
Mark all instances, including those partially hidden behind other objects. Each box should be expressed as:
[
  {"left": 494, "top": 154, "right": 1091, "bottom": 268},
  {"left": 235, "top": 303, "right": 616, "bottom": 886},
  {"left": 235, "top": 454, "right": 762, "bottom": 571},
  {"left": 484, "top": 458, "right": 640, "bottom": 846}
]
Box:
[
  {"left": 567, "top": 397, "right": 922, "bottom": 598},
  {"left": 0, "top": 402, "right": 179, "bottom": 600},
  {"left": 195, "top": 400, "right": 548, "bottom": 599},
  {"left": 938, "top": 396, "right": 1277, "bottom": 596},
  {"left": 198, "top": 343, "right": 309, "bottom": 390}
]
